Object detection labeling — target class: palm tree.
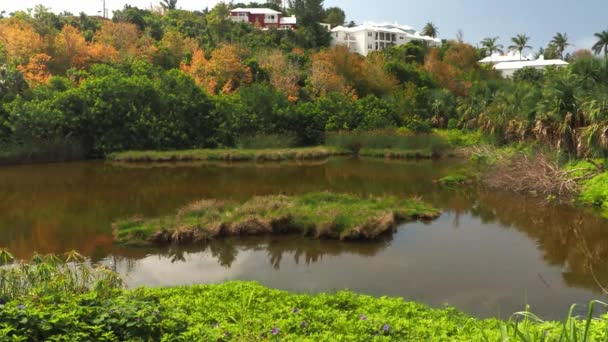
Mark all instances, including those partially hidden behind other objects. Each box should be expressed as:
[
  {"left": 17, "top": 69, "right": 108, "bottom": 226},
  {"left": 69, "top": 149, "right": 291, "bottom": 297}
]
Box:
[
  {"left": 160, "top": 0, "right": 178, "bottom": 10},
  {"left": 592, "top": 30, "right": 608, "bottom": 59},
  {"left": 509, "top": 34, "right": 532, "bottom": 60},
  {"left": 421, "top": 22, "right": 438, "bottom": 38},
  {"left": 480, "top": 37, "right": 503, "bottom": 56},
  {"left": 551, "top": 32, "right": 569, "bottom": 59}
]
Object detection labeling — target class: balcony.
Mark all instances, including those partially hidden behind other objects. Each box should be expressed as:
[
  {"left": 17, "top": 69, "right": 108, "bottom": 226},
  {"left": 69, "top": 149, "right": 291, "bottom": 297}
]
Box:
[
  {"left": 264, "top": 18, "right": 279, "bottom": 24},
  {"left": 231, "top": 15, "right": 249, "bottom": 23}
]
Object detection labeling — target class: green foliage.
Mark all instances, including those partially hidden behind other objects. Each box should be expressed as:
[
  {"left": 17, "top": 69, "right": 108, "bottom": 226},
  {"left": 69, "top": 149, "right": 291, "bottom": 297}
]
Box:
[
  {"left": 325, "top": 130, "right": 450, "bottom": 156},
  {"left": 0, "top": 276, "right": 607, "bottom": 341},
  {"left": 580, "top": 173, "right": 608, "bottom": 210}
]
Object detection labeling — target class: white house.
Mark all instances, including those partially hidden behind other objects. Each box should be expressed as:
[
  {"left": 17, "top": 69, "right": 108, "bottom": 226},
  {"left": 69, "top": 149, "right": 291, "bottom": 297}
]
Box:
[
  {"left": 493, "top": 56, "right": 569, "bottom": 77},
  {"left": 478, "top": 51, "right": 533, "bottom": 64},
  {"left": 330, "top": 22, "right": 441, "bottom": 56}
]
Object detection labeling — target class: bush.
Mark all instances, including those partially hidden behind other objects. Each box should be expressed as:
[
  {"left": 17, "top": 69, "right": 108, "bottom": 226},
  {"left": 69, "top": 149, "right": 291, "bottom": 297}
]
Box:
[{"left": 580, "top": 173, "right": 608, "bottom": 208}]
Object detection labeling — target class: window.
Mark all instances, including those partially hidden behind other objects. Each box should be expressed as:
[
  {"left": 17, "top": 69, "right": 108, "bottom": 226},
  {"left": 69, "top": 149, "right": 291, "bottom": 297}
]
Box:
[
  {"left": 368, "top": 44, "right": 372, "bottom": 49},
  {"left": 375, "top": 42, "right": 378, "bottom": 50},
  {"left": 368, "top": 32, "right": 372, "bottom": 37},
  {"left": 335, "top": 32, "right": 339, "bottom": 37}
]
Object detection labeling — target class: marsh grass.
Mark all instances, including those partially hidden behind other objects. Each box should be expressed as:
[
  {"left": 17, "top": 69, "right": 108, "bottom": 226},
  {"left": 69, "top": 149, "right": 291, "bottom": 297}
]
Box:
[
  {"left": 0, "top": 249, "right": 122, "bottom": 301},
  {"left": 325, "top": 130, "right": 451, "bottom": 158},
  {"left": 108, "top": 146, "right": 348, "bottom": 163},
  {"left": 114, "top": 192, "right": 440, "bottom": 246},
  {"left": 235, "top": 133, "right": 299, "bottom": 149}
]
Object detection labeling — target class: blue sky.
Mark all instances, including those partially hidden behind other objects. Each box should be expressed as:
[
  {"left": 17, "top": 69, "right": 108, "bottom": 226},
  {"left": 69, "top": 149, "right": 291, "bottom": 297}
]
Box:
[{"left": 2, "top": 0, "right": 605, "bottom": 52}]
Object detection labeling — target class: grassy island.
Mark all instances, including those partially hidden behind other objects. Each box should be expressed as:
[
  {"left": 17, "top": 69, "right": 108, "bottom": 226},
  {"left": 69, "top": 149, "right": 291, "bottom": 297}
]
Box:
[
  {"left": 113, "top": 192, "right": 440, "bottom": 246},
  {"left": 107, "top": 146, "right": 350, "bottom": 163}
]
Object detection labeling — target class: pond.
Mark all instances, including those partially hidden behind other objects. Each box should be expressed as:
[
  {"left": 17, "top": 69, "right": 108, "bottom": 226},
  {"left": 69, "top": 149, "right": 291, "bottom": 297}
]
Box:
[{"left": 0, "top": 157, "right": 607, "bottom": 319}]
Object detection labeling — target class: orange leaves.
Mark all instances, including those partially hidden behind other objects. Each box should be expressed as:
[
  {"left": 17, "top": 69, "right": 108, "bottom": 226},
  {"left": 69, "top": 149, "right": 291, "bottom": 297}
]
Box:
[
  {"left": 309, "top": 46, "right": 396, "bottom": 98},
  {"left": 54, "top": 25, "right": 89, "bottom": 68},
  {"left": 258, "top": 50, "right": 300, "bottom": 101},
  {"left": 87, "top": 43, "right": 119, "bottom": 64},
  {"left": 0, "top": 19, "right": 44, "bottom": 65},
  {"left": 181, "top": 48, "right": 208, "bottom": 86},
  {"left": 181, "top": 45, "right": 251, "bottom": 95},
  {"left": 94, "top": 22, "right": 139, "bottom": 58},
  {"left": 424, "top": 48, "right": 466, "bottom": 96},
  {"left": 18, "top": 53, "right": 52, "bottom": 86},
  {"left": 310, "top": 46, "right": 359, "bottom": 98}
]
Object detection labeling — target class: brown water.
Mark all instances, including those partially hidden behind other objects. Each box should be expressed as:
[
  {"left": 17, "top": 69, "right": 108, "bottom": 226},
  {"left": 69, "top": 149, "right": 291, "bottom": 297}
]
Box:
[{"left": 1, "top": 157, "right": 608, "bottom": 319}]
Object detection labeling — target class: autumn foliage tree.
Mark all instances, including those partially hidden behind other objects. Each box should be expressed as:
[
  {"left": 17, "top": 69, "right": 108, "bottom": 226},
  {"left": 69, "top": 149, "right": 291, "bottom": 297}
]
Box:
[
  {"left": 309, "top": 45, "right": 360, "bottom": 98},
  {"left": 17, "top": 53, "right": 52, "bottom": 86},
  {"left": 257, "top": 49, "right": 300, "bottom": 101},
  {"left": 0, "top": 19, "right": 44, "bottom": 65},
  {"left": 54, "top": 25, "right": 89, "bottom": 70},
  {"left": 93, "top": 22, "right": 139, "bottom": 59},
  {"left": 181, "top": 45, "right": 251, "bottom": 94}
]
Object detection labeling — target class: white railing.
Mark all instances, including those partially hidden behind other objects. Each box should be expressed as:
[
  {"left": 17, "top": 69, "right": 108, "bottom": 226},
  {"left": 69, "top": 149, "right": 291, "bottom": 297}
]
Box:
[
  {"left": 265, "top": 18, "right": 279, "bottom": 24},
  {"left": 231, "top": 16, "right": 249, "bottom": 23}
]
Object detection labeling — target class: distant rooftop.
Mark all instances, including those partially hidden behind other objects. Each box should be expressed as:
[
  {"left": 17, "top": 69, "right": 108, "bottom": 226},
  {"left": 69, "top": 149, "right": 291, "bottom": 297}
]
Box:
[
  {"left": 479, "top": 51, "right": 533, "bottom": 63},
  {"left": 494, "top": 56, "right": 569, "bottom": 70},
  {"left": 230, "top": 8, "right": 282, "bottom": 15}
]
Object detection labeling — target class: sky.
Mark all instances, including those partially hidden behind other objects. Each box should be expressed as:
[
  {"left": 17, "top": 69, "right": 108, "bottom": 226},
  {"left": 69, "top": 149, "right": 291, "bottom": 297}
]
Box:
[{"left": 1, "top": 0, "right": 605, "bottom": 53}]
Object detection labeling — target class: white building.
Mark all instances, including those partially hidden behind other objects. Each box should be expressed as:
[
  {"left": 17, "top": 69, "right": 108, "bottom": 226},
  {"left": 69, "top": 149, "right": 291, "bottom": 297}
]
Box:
[
  {"left": 478, "top": 51, "right": 533, "bottom": 64},
  {"left": 330, "top": 22, "right": 441, "bottom": 56},
  {"left": 492, "top": 56, "right": 569, "bottom": 77}
]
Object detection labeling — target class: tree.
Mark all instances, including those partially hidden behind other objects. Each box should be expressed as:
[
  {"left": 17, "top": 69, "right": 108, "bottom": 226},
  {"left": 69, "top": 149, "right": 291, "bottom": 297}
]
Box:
[
  {"left": 94, "top": 22, "right": 140, "bottom": 59},
  {"left": 257, "top": 49, "right": 300, "bottom": 101},
  {"left": 550, "top": 32, "right": 569, "bottom": 59},
  {"left": 421, "top": 22, "right": 438, "bottom": 38},
  {"left": 160, "top": 0, "right": 178, "bottom": 11},
  {"left": 324, "top": 7, "right": 345, "bottom": 28},
  {"left": 592, "top": 30, "right": 608, "bottom": 59},
  {"left": 54, "top": 25, "right": 90, "bottom": 70},
  {"left": 17, "top": 53, "right": 52, "bottom": 87},
  {"left": 480, "top": 37, "right": 503, "bottom": 56},
  {"left": 289, "top": 0, "right": 324, "bottom": 27},
  {"left": 0, "top": 19, "right": 44, "bottom": 65},
  {"left": 509, "top": 34, "right": 532, "bottom": 59}
]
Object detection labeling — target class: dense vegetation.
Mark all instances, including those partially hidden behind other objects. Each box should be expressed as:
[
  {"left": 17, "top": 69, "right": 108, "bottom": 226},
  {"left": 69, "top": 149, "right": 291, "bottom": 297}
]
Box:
[
  {"left": 0, "top": 251, "right": 607, "bottom": 341},
  {"left": 114, "top": 192, "right": 440, "bottom": 245},
  {"left": 2, "top": 2, "right": 608, "bottom": 163}
]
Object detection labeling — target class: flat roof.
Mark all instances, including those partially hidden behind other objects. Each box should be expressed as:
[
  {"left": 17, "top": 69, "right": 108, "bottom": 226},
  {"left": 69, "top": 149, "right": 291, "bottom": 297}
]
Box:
[
  {"left": 494, "top": 57, "right": 569, "bottom": 70},
  {"left": 230, "top": 8, "right": 282, "bottom": 15}
]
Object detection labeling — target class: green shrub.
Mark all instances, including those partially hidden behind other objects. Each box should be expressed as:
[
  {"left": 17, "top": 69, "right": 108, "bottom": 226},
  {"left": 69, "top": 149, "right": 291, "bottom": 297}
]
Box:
[{"left": 580, "top": 173, "right": 608, "bottom": 208}]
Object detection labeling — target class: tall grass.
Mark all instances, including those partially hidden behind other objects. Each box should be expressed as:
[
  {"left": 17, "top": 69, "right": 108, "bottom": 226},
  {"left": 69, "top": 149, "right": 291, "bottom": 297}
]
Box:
[
  {"left": 235, "top": 133, "right": 299, "bottom": 149},
  {"left": 0, "top": 249, "right": 122, "bottom": 301},
  {"left": 325, "top": 129, "right": 451, "bottom": 156}
]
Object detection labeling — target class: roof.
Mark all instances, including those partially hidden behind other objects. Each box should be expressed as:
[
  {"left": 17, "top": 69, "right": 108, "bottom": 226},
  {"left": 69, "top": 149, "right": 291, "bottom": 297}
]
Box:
[
  {"left": 230, "top": 8, "right": 282, "bottom": 15},
  {"left": 494, "top": 56, "right": 569, "bottom": 70},
  {"left": 331, "top": 22, "right": 440, "bottom": 43},
  {"left": 281, "top": 16, "right": 297, "bottom": 25},
  {"left": 479, "top": 51, "right": 532, "bottom": 63}
]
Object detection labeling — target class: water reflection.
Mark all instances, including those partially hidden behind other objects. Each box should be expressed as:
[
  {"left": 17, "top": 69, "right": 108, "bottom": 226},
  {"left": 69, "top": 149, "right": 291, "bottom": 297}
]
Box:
[{"left": 1, "top": 158, "right": 608, "bottom": 318}]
